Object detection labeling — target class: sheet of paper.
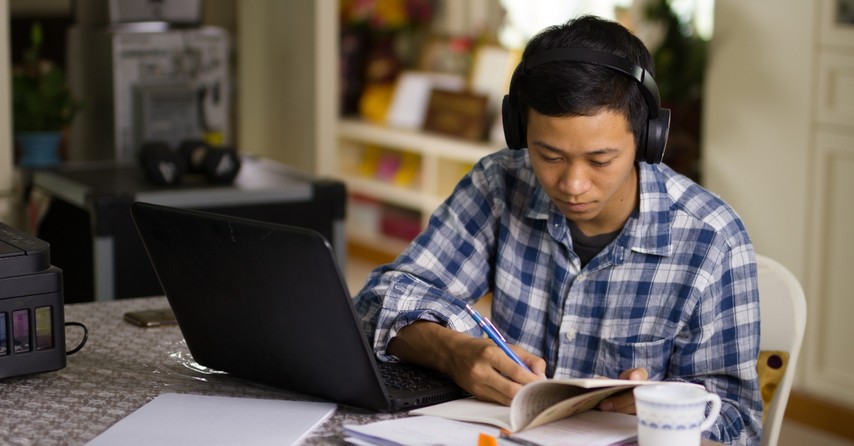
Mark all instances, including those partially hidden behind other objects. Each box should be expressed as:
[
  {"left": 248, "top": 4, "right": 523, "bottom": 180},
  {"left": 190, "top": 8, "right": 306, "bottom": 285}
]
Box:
[
  {"left": 510, "top": 411, "right": 638, "bottom": 446},
  {"left": 86, "top": 393, "right": 336, "bottom": 446},
  {"left": 409, "top": 398, "right": 511, "bottom": 430},
  {"left": 344, "top": 415, "right": 501, "bottom": 446}
]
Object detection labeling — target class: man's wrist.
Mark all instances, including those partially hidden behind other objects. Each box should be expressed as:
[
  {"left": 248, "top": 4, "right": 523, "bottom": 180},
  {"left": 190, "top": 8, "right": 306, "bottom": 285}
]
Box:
[{"left": 389, "top": 321, "right": 461, "bottom": 374}]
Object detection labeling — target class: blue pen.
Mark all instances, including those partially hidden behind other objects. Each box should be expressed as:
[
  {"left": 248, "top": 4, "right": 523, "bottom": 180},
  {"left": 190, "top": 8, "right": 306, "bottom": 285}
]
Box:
[{"left": 464, "top": 304, "right": 532, "bottom": 372}]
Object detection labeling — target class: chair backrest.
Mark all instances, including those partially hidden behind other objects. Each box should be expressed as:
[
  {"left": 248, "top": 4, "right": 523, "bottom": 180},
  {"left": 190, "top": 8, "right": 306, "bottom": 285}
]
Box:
[{"left": 756, "top": 254, "right": 807, "bottom": 446}]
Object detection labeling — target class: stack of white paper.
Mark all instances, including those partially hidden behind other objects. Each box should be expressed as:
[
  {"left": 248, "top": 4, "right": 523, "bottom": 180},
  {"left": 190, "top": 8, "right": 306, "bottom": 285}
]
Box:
[
  {"left": 344, "top": 415, "right": 500, "bottom": 446},
  {"left": 87, "top": 393, "right": 336, "bottom": 446}
]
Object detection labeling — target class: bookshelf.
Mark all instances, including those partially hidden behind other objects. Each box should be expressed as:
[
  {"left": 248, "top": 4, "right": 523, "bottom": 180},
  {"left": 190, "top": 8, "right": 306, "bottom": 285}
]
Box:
[
  {"left": 334, "top": 118, "right": 502, "bottom": 255},
  {"left": 312, "top": 0, "right": 507, "bottom": 258}
]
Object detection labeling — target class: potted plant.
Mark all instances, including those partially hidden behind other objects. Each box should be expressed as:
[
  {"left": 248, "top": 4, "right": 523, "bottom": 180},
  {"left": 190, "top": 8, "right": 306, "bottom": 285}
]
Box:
[
  {"left": 623, "top": 0, "right": 708, "bottom": 182},
  {"left": 12, "top": 22, "right": 78, "bottom": 168}
]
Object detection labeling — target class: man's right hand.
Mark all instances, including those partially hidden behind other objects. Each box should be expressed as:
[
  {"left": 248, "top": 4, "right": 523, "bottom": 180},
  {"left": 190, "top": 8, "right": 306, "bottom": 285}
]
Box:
[{"left": 387, "top": 321, "right": 546, "bottom": 405}]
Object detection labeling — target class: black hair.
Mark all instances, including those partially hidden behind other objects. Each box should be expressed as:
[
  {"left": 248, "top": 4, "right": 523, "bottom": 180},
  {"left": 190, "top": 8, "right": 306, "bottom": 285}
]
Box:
[{"left": 517, "top": 15, "right": 656, "bottom": 149}]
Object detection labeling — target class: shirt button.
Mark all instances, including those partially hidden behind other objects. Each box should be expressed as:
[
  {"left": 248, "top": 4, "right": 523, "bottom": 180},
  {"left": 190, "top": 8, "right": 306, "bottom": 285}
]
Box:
[{"left": 564, "top": 328, "right": 576, "bottom": 342}]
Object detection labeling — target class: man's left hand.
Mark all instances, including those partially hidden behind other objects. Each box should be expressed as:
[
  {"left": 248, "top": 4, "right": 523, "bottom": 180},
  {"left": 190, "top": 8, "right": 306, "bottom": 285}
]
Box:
[{"left": 597, "top": 367, "right": 649, "bottom": 414}]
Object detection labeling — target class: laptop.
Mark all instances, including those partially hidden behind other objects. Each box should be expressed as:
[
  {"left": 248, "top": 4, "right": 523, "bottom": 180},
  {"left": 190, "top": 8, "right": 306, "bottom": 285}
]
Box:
[{"left": 130, "top": 201, "right": 468, "bottom": 412}]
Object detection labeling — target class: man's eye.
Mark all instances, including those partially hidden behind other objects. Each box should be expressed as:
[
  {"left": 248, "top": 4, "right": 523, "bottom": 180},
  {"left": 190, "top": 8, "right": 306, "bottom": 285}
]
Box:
[{"left": 591, "top": 160, "right": 612, "bottom": 167}]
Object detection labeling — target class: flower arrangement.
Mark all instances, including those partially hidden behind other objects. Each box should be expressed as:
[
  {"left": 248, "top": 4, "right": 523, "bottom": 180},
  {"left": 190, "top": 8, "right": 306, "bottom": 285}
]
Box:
[
  {"left": 339, "top": 0, "right": 436, "bottom": 116},
  {"left": 341, "top": 0, "right": 435, "bottom": 32}
]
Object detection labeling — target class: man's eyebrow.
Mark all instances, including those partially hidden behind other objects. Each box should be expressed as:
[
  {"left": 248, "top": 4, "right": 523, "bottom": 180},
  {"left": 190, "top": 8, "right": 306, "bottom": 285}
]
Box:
[
  {"left": 531, "top": 141, "right": 621, "bottom": 156},
  {"left": 587, "top": 147, "right": 621, "bottom": 156}
]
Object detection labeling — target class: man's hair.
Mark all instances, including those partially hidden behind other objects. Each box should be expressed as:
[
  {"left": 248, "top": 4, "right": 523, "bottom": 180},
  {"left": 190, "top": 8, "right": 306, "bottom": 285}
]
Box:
[{"left": 517, "top": 15, "right": 656, "bottom": 149}]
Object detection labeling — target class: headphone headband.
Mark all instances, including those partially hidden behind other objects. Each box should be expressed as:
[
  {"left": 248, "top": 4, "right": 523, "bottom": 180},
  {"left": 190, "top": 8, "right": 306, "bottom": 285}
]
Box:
[
  {"left": 502, "top": 47, "right": 670, "bottom": 164},
  {"left": 524, "top": 48, "right": 663, "bottom": 119}
]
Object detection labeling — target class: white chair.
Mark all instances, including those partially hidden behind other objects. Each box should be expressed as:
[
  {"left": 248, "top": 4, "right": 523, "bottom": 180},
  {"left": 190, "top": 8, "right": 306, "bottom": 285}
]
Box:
[{"left": 756, "top": 254, "right": 807, "bottom": 446}]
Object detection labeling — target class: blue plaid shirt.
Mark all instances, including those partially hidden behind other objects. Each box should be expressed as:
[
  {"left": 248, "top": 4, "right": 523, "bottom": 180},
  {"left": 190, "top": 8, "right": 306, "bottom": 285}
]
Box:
[{"left": 354, "top": 149, "right": 762, "bottom": 445}]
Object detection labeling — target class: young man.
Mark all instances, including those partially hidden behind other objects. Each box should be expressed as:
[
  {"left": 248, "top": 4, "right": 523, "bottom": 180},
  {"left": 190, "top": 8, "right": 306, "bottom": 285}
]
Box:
[{"left": 354, "top": 15, "right": 762, "bottom": 445}]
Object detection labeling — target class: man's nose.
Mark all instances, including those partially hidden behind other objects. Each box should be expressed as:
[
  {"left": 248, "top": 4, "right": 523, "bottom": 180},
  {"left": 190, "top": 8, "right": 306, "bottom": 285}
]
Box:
[{"left": 560, "top": 164, "right": 592, "bottom": 196}]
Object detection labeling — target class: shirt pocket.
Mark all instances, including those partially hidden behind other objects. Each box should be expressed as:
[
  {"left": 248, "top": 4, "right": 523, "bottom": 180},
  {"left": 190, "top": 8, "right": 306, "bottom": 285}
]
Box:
[{"left": 594, "top": 336, "right": 673, "bottom": 380}]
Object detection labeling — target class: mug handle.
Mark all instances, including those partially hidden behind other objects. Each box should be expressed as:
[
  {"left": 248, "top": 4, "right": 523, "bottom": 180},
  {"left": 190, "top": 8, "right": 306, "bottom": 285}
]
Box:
[{"left": 699, "top": 393, "right": 723, "bottom": 432}]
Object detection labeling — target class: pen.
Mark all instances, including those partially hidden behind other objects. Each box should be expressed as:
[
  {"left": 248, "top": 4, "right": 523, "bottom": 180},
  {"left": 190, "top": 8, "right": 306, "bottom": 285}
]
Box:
[
  {"left": 464, "top": 304, "right": 532, "bottom": 372},
  {"left": 499, "top": 430, "right": 543, "bottom": 446}
]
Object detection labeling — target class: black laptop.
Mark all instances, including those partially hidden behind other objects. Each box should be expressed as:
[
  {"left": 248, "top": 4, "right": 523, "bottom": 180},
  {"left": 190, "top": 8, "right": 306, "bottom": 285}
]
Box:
[{"left": 130, "top": 201, "right": 467, "bottom": 412}]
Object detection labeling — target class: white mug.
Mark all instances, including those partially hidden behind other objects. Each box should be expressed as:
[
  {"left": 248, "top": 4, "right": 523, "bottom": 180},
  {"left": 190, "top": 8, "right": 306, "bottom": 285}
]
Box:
[{"left": 633, "top": 382, "right": 722, "bottom": 446}]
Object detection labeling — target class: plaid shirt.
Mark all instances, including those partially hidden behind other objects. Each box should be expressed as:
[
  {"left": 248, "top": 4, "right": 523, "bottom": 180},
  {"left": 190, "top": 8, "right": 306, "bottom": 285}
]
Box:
[{"left": 354, "top": 149, "right": 762, "bottom": 445}]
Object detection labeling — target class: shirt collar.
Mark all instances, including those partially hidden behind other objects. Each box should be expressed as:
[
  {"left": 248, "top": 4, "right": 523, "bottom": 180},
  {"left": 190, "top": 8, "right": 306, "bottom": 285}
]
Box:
[{"left": 626, "top": 162, "right": 673, "bottom": 257}]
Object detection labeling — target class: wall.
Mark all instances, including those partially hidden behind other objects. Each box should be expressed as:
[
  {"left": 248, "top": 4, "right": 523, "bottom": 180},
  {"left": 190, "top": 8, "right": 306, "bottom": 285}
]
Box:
[
  {"left": 236, "top": 0, "right": 324, "bottom": 173},
  {"left": 704, "top": 0, "right": 854, "bottom": 415},
  {"left": 702, "top": 0, "right": 813, "bottom": 283},
  {"left": 703, "top": 0, "right": 814, "bottom": 384}
]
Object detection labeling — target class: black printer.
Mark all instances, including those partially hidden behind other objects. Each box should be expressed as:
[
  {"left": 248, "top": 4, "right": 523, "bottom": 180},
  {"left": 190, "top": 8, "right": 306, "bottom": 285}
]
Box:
[{"left": 0, "top": 221, "right": 65, "bottom": 379}]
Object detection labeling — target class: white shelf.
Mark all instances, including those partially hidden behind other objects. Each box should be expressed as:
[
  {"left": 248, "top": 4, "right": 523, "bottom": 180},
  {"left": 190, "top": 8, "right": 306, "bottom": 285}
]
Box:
[
  {"left": 337, "top": 118, "right": 502, "bottom": 163},
  {"left": 341, "top": 174, "right": 424, "bottom": 212},
  {"left": 333, "top": 118, "right": 504, "bottom": 252}
]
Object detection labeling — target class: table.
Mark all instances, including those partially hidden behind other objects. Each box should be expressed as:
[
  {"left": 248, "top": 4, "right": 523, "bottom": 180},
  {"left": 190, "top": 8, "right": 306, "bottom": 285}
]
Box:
[
  {"left": 0, "top": 297, "right": 726, "bottom": 446},
  {"left": 31, "top": 156, "right": 346, "bottom": 302},
  {"left": 0, "top": 297, "right": 402, "bottom": 445}
]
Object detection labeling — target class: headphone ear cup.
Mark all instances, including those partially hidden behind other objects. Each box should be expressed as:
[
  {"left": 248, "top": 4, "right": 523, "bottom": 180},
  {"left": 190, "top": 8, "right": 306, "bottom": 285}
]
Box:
[
  {"left": 178, "top": 140, "right": 211, "bottom": 174},
  {"left": 138, "top": 142, "right": 185, "bottom": 186},
  {"left": 203, "top": 147, "right": 242, "bottom": 184},
  {"left": 502, "top": 95, "right": 525, "bottom": 150},
  {"left": 643, "top": 107, "right": 671, "bottom": 164}
]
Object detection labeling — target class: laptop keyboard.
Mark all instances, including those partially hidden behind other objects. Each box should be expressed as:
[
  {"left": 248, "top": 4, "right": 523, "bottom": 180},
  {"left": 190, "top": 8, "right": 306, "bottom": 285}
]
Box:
[{"left": 378, "top": 362, "right": 456, "bottom": 392}]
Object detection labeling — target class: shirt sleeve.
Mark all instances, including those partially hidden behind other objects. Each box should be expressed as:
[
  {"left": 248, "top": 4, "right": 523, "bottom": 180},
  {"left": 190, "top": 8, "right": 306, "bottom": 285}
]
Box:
[
  {"left": 676, "top": 235, "right": 763, "bottom": 445},
  {"left": 353, "top": 159, "right": 504, "bottom": 361}
]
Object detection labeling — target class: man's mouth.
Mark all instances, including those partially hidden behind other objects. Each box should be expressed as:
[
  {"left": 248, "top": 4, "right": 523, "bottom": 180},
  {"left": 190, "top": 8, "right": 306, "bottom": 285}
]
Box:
[{"left": 562, "top": 201, "right": 593, "bottom": 213}]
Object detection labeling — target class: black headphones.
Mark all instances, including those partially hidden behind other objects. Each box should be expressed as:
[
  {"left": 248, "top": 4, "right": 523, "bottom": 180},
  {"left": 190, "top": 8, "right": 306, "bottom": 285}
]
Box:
[
  {"left": 138, "top": 140, "right": 241, "bottom": 186},
  {"left": 502, "top": 48, "right": 671, "bottom": 164}
]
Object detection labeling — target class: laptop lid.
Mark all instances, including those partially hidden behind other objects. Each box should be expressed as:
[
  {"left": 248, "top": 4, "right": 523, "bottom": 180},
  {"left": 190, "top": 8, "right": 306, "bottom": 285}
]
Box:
[{"left": 130, "top": 202, "right": 464, "bottom": 412}]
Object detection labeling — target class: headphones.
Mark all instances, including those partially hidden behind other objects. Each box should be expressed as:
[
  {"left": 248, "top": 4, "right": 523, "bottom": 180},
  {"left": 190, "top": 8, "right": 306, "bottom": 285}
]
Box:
[
  {"left": 502, "top": 47, "right": 671, "bottom": 164},
  {"left": 138, "top": 140, "right": 242, "bottom": 186}
]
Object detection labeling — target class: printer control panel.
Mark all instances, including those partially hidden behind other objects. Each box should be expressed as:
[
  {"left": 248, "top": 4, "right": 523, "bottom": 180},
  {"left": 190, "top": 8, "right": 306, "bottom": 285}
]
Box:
[
  {"left": 0, "top": 223, "right": 50, "bottom": 279},
  {"left": 0, "top": 222, "right": 65, "bottom": 379}
]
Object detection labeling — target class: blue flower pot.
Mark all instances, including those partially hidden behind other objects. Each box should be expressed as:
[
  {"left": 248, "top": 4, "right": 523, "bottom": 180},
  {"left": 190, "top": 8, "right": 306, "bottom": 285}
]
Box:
[{"left": 16, "top": 131, "right": 62, "bottom": 168}]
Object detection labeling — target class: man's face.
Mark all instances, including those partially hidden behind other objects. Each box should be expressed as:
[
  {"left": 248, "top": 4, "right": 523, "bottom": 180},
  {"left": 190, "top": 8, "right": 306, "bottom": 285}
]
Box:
[{"left": 527, "top": 108, "right": 639, "bottom": 235}]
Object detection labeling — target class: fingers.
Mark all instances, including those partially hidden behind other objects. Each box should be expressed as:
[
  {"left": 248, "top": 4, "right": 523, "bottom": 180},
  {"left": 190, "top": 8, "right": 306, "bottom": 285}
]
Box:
[
  {"left": 600, "top": 367, "right": 650, "bottom": 414},
  {"left": 618, "top": 367, "right": 649, "bottom": 381},
  {"left": 520, "top": 349, "right": 548, "bottom": 379},
  {"left": 598, "top": 390, "right": 638, "bottom": 414},
  {"left": 457, "top": 349, "right": 521, "bottom": 406},
  {"left": 448, "top": 339, "right": 545, "bottom": 406},
  {"left": 389, "top": 322, "right": 546, "bottom": 406},
  {"left": 506, "top": 346, "right": 548, "bottom": 381}
]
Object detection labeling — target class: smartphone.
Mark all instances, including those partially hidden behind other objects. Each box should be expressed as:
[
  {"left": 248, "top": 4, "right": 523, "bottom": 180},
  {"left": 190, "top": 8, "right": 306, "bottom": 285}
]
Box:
[{"left": 123, "top": 308, "right": 178, "bottom": 327}]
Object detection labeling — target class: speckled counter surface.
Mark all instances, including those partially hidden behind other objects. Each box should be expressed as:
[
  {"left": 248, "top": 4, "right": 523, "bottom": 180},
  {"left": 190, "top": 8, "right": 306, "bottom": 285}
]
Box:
[{"left": 0, "top": 296, "right": 405, "bottom": 445}]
